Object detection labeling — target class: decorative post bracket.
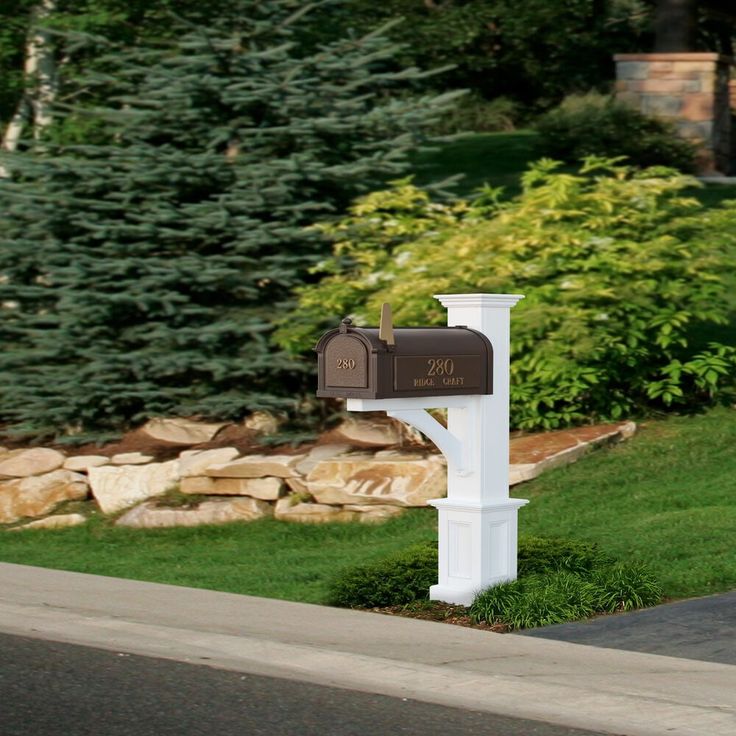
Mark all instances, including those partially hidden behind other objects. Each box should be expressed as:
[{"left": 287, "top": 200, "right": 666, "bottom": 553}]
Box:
[{"left": 346, "top": 396, "right": 477, "bottom": 477}]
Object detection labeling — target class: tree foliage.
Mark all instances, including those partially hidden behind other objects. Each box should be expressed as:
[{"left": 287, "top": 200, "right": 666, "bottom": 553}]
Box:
[
  {"left": 279, "top": 160, "right": 736, "bottom": 429},
  {"left": 0, "top": 2, "right": 456, "bottom": 439},
  {"left": 0, "top": 0, "right": 243, "bottom": 125},
  {"left": 312, "top": 0, "right": 652, "bottom": 106}
]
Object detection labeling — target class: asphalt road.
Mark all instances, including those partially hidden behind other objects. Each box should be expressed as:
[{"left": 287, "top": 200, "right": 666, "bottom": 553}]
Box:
[
  {"left": 0, "top": 633, "right": 608, "bottom": 736},
  {"left": 519, "top": 591, "right": 736, "bottom": 666}
]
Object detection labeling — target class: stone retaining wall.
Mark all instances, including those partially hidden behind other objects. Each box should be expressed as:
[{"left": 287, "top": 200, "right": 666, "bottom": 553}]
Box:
[{"left": 0, "top": 417, "right": 636, "bottom": 531}]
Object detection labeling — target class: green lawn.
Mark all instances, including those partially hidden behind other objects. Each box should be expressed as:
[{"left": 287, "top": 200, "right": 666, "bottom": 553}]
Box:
[
  {"left": 411, "top": 131, "right": 540, "bottom": 198},
  {"left": 1, "top": 407, "right": 735, "bottom": 603},
  {"left": 0, "top": 505, "right": 437, "bottom": 604},
  {"left": 412, "top": 131, "right": 736, "bottom": 205},
  {"left": 512, "top": 407, "right": 736, "bottom": 600}
]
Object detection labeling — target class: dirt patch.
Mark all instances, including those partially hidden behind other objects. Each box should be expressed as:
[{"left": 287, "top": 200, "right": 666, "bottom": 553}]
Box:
[{"left": 368, "top": 602, "right": 508, "bottom": 632}]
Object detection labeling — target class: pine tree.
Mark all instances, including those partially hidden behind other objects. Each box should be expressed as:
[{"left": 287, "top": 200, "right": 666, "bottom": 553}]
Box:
[{"left": 0, "top": 1, "right": 456, "bottom": 439}]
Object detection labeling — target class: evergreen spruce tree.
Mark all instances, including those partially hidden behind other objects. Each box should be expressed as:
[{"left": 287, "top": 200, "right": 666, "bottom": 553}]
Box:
[{"left": 0, "top": 1, "right": 456, "bottom": 439}]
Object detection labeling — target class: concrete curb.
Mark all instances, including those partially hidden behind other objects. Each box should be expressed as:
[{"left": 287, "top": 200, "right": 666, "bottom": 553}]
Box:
[{"left": 1, "top": 563, "right": 734, "bottom": 736}]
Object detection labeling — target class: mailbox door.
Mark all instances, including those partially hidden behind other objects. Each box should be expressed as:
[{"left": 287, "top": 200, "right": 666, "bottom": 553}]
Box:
[{"left": 322, "top": 334, "right": 369, "bottom": 389}]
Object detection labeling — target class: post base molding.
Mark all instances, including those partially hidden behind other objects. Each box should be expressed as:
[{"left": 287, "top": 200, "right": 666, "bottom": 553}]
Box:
[{"left": 428, "top": 497, "right": 528, "bottom": 607}]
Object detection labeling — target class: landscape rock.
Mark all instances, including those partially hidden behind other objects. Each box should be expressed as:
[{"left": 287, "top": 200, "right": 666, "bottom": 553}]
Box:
[
  {"left": 373, "top": 449, "right": 424, "bottom": 460},
  {"left": 0, "top": 448, "right": 65, "bottom": 479},
  {"left": 140, "top": 417, "right": 230, "bottom": 445},
  {"left": 0, "top": 470, "right": 89, "bottom": 524},
  {"left": 331, "top": 416, "right": 405, "bottom": 447},
  {"left": 306, "top": 454, "right": 446, "bottom": 507},
  {"left": 508, "top": 421, "right": 637, "bottom": 486},
  {"left": 343, "top": 504, "right": 405, "bottom": 523},
  {"left": 115, "top": 497, "right": 272, "bottom": 528},
  {"left": 111, "top": 452, "right": 154, "bottom": 465},
  {"left": 274, "top": 499, "right": 358, "bottom": 524},
  {"left": 181, "top": 476, "right": 285, "bottom": 500},
  {"left": 242, "top": 411, "right": 282, "bottom": 435},
  {"left": 205, "top": 454, "right": 306, "bottom": 479},
  {"left": 9, "top": 513, "right": 87, "bottom": 531},
  {"left": 178, "top": 448, "right": 240, "bottom": 477},
  {"left": 63, "top": 455, "right": 110, "bottom": 472},
  {"left": 179, "top": 476, "right": 216, "bottom": 494},
  {"left": 88, "top": 460, "right": 179, "bottom": 514},
  {"left": 294, "top": 444, "right": 351, "bottom": 476},
  {"left": 284, "top": 477, "right": 311, "bottom": 495}
]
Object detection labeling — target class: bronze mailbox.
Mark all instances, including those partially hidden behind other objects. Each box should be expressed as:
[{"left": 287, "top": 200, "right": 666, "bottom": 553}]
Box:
[{"left": 315, "top": 308, "right": 493, "bottom": 400}]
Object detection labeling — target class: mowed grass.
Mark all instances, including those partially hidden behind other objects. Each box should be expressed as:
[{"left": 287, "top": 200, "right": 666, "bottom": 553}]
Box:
[
  {"left": 0, "top": 506, "right": 437, "bottom": 604},
  {"left": 411, "top": 130, "right": 540, "bottom": 198},
  {"left": 412, "top": 130, "right": 736, "bottom": 206},
  {"left": 512, "top": 407, "right": 736, "bottom": 600},
  {"left": 1, "top": 407, "right": 735, "bottom": 603}
]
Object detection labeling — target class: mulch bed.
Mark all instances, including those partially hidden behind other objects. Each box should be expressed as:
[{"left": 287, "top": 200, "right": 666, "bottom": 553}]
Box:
[{"left": 368, "top": 602, "right": 508, "bottom": 632}]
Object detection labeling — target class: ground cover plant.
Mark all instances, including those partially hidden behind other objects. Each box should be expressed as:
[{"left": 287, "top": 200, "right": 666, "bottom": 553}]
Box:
[
  {"left": 279, "top": 159, "right": 736, "bottom": 430},
  {"left": 1, "top": 407, "right": 734, "bottom": 605},
  {"left": 328, "top": 536, "right": 662, "bottom": 630}
]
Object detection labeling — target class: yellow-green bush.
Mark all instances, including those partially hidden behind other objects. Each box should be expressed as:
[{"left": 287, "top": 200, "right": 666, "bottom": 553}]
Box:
[{"left": 278, "top": 159, "right": 736, "bottom": 429}]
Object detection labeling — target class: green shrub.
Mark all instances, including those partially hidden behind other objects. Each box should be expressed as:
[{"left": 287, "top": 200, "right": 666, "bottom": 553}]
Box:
[
  {"left": 329, "top": 535, "right": 614, "bottom": 610},
  {"left": 470, "top": 572, "right": 600, "bottom": 629},
  {"left": 328, "top": 541, "right": 437, "bottom": 608},
  {"left": 278, "top": 161, "right": 736, "bottom": 430},
  {"left": 534, "top": 92, "right": 696, "bottom": 171},
  {"left": 430, "top": 95, "right": 521, "bottom": 135},
  {"left": 518, "top": 536, "right": 611, "bottom": 577}
]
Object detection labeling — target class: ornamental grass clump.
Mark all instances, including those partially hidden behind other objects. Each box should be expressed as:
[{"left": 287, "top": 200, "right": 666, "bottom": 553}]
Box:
[
  {"left": 279, "top": 159, "right": 736, "bottom": 430},
  {"left": 469, "top": 564, "right": 662, "bottom": 631}
]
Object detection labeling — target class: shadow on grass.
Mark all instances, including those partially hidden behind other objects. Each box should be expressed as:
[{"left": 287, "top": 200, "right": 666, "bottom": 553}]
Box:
[{"left": 411, "top": 130, "right": 541, "bottom": 199}]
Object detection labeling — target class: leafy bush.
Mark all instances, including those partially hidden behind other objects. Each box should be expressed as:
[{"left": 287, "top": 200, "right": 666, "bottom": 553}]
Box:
[
  {"left": 534, "top": 92, "right": 696, "bottom": 171},
  {"left": 278, "top": 161, "right": 736, "bottom": 430}
]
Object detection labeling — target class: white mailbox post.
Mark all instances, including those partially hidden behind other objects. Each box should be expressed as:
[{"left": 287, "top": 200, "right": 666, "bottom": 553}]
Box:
[{"left": 346, "top": 293, "right": 526, "bottom": 606}]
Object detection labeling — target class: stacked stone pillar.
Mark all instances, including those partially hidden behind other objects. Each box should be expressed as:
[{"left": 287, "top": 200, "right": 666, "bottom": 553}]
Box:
[{"left": 614, "top": 53, "right": 733, "bottom": 174}]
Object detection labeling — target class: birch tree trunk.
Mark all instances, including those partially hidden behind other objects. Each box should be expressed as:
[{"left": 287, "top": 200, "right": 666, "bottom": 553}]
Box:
[{"left": 1, "top": 0, "right": 58, "bottom": 177}]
